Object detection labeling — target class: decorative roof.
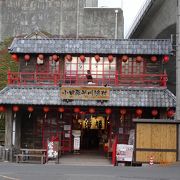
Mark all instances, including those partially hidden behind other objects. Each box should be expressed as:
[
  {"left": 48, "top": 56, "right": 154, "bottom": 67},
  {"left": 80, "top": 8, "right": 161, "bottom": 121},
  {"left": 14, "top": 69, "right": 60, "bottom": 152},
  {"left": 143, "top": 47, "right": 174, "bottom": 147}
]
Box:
[
  {"left": 0, "top": 86, "right": 175, "bottom": 107},
  {"left": 8, "top": 38, "right": 172, "bottom": 55}
]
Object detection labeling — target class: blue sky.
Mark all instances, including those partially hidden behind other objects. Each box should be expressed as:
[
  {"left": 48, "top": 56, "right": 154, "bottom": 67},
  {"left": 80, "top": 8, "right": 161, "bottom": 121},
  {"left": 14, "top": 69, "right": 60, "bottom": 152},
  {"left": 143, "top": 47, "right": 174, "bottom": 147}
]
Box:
[{"left": 98, "top": 0, "right": 146, "bottom": 36}]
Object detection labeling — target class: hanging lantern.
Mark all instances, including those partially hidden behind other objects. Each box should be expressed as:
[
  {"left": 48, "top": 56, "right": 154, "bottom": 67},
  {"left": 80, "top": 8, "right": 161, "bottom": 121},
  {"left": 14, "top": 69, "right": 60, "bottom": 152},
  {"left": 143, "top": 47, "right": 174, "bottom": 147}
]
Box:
[
  {"left": 167, "top": 109, "right": 175, "bottom": 118},
  {"left": 136, "top": 56, "right": 143, "bottom": 63},
  {"left": 11, "top": 54, "right": 18, "bottom": 62},
  {"left": 27, "top": 106, "right": 34, "bottom": 118},
  {"left": 43, "top": 106, "right": 49, "bottom": 119},
  {"left": 38, "top": 54, "right": 44, "bottom": 60},
  {"left": 120, "top": 108, "right": 126, "bottom": 125},
  {"left": 122, "top": 55, "right": 128, "bottom": 62},
  {"left": 136, "top": 108, "right": 143, "bottom": 118},
  {"left": 105, "top": 108, "right": 112, "bottom": 121},
  {"left": 163, "top": 55, "right": 169, "bottom": 63},
  {"left": 95, "top": 55, "right": 100, "bottom": 63},
  {"left": 80, "top": 55, "right": 86, "bottom": 63},
  {"left": 108, "top": 55, "right": 113, "bottom": 63},
  {"left": 0, "top": 105, "right": 5, "bottom": 113},
  {"left": 151, "top": 109, "right": 158, "bottom": 117},
  {"left": 24, "top": 54, "right": 30, "bottom": 66},
  {"left": 151, "top": 56, "right": 157, "bottom": 63},
  {"left": 74, "top": 107, "right": 80, "bottom": 119},
  {"left": 89, "top": 107, "right": 95, "bottom": 114},
  {"left": 52, "top": 54, "right": 58, "bottom": 62},
  {"left": 0, "top": 105, "right": 6, "bottom": 119},
  {"left": 66, "top": 54, "right": 72, "bottom": 62},
  {"left": 58, "top": 107, "right": 65, "bottom": 119},
  {"left": 12, "top": 105, "right": 19, "bottom": 118}
]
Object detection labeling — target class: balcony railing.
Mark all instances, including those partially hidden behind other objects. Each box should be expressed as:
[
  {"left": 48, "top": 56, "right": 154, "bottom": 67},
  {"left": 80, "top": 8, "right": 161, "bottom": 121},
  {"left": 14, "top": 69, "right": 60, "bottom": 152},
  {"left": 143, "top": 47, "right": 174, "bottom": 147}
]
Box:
[{"left": 7, "top": 71, "right": 167, "bottom": 87}]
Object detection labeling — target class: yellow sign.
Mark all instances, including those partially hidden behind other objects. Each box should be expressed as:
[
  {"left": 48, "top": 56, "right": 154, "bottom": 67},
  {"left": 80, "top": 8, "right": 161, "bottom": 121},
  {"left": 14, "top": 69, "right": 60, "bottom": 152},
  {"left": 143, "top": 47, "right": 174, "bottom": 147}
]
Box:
[{"left": 60, "top": 86, "right": 110, "bottom": 100}]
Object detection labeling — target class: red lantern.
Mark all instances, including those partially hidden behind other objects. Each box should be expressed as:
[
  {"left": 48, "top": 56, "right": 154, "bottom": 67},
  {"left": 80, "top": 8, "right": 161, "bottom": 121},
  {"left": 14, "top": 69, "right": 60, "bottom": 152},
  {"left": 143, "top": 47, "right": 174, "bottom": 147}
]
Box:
[
  {"left": 27, "top": 106, "right": 34, "bottom": 113},
  {"left": 27, "top": 106, "right": 34, "bottom": 118},
  {"left": 38, "top": 54, "right": 44, "bottom": 60},
  {"left": 95, "top": 55, "right": 100, "bottom": 62},
  {"left": 13, "top": 105, "right": 19, "bottom": 112},
  {"left": 122, "top": 55, "right": 128, "bottom": 62},
  {"left": 74, "top": 107, "right": 80, "bottom": 113},
  {"left": 108, "top": 55, "right": 113, "bottom": 63},
  {"left": 151, "top": 56, "right": 157, "bottom": 63},
  {"left": 11, "top": 54, "right": 18, "bottom": 62},
  {"left": 66, "top": 54, "right": 72, "bottom": 62},
  {"left": 105, "top": 108, "right": 112, "bottom": 115},
  {"left": 136, "top": 56, "right": 143, "bottom": 63},
  {"left": 58, "top": 107, "right": 65, "bottom": 113},
  {"left": 167, "top": 109, "right": 175, "bottom": 118},
  {"left": 80, "top": 55, "right": 86, "bottom": 63},
  {"left": 0, "top": 106, "right": 6, "bottom": 112},
  {"left": 43, "top": 106, "right": 49, "bottom": 113},
  {"left": 120, "top": 108, "right": 126, "bottom": 115},
  {"left": 89, "top": 107, "right": 95, "bottom": 114},
  {"left": 151, "top": 109, "right": 158, "bottom": 117},
  {"left": 136, "top": 108, "right": 143, "bottom": 117},
  {"left": 12, "top": 105, "right": 19, "bottom": 118},
  {"left": 24, "top": 54, "right": 30, "bottom": 62},
  {"left": 52, "top": 54, "right": 58, "bottom": 62},
  {"left": 163, "top": 55, "right": 169, "bottom": 63}
]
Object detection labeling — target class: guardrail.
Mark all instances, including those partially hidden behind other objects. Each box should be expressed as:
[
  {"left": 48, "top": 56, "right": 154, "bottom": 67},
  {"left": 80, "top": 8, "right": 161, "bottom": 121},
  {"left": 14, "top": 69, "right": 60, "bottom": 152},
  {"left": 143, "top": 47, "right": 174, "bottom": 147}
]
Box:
[{"left": 7, "top": 70, "right": 168, "bottom": 87}]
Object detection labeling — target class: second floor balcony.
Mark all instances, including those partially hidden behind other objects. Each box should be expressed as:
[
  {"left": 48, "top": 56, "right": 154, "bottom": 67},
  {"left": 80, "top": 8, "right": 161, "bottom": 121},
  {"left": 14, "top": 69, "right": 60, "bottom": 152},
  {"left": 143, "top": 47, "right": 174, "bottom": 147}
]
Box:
[{"left": 7, "top": 70, "right": 168, "bottom": 88}]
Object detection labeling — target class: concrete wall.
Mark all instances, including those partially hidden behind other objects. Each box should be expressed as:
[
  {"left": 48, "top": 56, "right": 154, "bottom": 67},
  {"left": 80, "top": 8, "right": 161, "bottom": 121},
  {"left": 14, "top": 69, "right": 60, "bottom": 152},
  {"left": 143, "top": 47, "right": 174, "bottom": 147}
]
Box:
[{"left": 0, "top": 0, "right": 124, "bottom": 41}]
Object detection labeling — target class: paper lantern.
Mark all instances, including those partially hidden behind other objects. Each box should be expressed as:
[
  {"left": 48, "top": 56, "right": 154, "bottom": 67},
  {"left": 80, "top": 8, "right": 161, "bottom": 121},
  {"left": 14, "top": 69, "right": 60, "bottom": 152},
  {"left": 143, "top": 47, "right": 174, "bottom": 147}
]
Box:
[
  {"left": 80, "top": 55, "right": 86, "bottom": 63},
  {"left": 105, "top": 108, "right": 112, "bottom": 115},
  {"left": 108, "top": 55, "right": 113, "bottom": 63},
  {"left": 151, "top": 56, "right": 157, "bottom": 63},
  {"left": 136, "top": 108, "right": 143, "bottom": 117},
  {"left": 120, "top": 108, "right": 126, "bottom": 115},
  {"left": 151, "top": 109, "right": 158, "bottom": 117},
  {"left": 89, "top": 107, "right": 95, "bottom": 114},
  {"left": 163, "top": 55, "right": 169, "bottom": 63},
  {"left": 136, "top": 56, "right": 143, "bottom": 63},
  {"left": 74, "top": 107, "right": 80, "bottom": 113},
  {"left": 58, "top": 107, "right": 65, "bottom": 113},
  {"left": 11, "top": 54, "right": 18, "bottom": 62},
  {"left": 122, "top": 55, "right": 128, "bottom": 62},
  {"left": 167, "top": 109, "right": 175, "bottom": 118},
  {"left": 38, "top": 54, "right": 44, "bottom": 60},
  {"left": 52, "top": 54, "right": 58, "bottom": 62},
  {"left": 27, "top": 106, "right": 34, "bottom": 113},
  {"left": 95, "top": 55, "right": 100, "bottom": 62},
  {"left": 12, "top": 105, "right": 19, "bottom": 112},
  {"left": 24, "top": 54, "right": 30, "bottom": 62},
  {"left": 0, "top": 106, "right": 6, "bottom": 112},
  {"left": 66, "top": 54, "right": 72, "bottom": 62}
]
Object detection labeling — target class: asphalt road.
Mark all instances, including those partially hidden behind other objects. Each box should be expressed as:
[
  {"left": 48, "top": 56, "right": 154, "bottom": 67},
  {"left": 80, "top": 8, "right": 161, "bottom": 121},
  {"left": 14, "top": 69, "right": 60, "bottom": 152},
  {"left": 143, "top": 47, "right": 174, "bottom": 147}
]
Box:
[{"left": 0, "top": 162, "right": 179, "bottom": 180}]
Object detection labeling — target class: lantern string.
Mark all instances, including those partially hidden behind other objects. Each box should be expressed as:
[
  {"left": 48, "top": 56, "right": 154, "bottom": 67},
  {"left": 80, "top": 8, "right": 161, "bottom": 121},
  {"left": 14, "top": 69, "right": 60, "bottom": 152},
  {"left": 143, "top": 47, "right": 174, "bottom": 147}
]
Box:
[
  {"left": 26, "top": 62, "right": 28, "bottom": 66},
  {"left": 14, "top": 112, "right": 16, "bottom": 118},
  {"left": 45, "top": 113, "right": 47, "bottom": 119}
]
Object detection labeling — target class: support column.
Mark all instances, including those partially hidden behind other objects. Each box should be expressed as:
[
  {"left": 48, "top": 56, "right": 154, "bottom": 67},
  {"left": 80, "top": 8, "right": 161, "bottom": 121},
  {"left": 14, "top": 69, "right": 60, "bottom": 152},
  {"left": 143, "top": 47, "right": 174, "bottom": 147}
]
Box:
[
  {"left": 176, "top": 0, "right": 180, "bottom": 160},
  {"left": 15, "top": 113, "right": 21, "bottom": 149},
  {"left": 5, "top": 107, "right": 13, "bottom": 149}
]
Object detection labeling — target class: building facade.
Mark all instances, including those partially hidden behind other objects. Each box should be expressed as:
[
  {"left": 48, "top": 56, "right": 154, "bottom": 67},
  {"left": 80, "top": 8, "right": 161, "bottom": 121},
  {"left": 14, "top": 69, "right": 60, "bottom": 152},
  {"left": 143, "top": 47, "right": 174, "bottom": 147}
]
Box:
[{"left": 0, "top": 33, "right": 178, "bottom": 164}]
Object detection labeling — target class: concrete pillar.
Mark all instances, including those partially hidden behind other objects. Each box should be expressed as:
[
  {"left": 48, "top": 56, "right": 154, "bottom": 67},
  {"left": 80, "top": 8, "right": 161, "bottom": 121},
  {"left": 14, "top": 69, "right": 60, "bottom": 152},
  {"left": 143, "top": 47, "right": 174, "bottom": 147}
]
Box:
[
  {"left": 5, "top": 107, "right": 13, "bottom": 149},
  {"left": 176, "top": 0, "right": 180, "bottom": 160}
]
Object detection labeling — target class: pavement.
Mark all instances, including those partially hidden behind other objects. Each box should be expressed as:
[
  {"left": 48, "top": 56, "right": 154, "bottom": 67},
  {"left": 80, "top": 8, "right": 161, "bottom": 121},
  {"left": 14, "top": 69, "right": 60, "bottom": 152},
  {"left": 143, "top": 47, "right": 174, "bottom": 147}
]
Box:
[{"left": 0, "top": 161, "right": 179, "bottom": 180}]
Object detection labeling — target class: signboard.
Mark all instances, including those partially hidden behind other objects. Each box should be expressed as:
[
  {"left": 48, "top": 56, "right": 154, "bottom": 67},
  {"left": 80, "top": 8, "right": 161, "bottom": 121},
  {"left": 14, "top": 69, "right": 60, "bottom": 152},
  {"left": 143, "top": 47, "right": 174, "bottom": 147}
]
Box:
[
  {"left": 73, "top": 137, "right": 80, "bottom": 150},
  {"left": 47, "top": 140, "right": 59, "bottom": 159},
  {"left": 60, "top": 86, "right": 110, "bottom": 100},
  {"left": 116, "top": 144, "right": 133, "bottom": 162}
]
